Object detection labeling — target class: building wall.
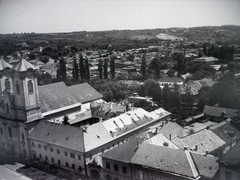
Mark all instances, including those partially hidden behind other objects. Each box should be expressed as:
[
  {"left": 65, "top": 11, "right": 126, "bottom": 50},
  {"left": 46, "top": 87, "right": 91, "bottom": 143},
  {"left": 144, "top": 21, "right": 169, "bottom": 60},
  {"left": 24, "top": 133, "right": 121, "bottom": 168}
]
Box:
[
  {"left": 219, "top": 165, "right": 240, "bottom": 180},
  {"left": 29, "top": 139, "right": 86, "bottom": 176},
  {"left": 102, "top": 158, "right": 131, "bottom": 180}
]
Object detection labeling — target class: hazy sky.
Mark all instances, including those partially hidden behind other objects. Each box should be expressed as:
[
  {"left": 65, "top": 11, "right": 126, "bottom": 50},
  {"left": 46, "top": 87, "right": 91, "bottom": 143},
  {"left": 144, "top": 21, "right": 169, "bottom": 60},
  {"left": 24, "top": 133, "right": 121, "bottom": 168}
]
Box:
[{"left": 0, "top": 0, "right": 240, "bottom": 34}]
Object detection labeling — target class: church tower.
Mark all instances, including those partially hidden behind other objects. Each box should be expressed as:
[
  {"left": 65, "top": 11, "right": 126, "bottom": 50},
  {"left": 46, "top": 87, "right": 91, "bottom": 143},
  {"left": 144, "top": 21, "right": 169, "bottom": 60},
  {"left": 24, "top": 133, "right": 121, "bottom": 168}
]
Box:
[{"left": 0, "top": 58, "right": 42, "bottom": 158}]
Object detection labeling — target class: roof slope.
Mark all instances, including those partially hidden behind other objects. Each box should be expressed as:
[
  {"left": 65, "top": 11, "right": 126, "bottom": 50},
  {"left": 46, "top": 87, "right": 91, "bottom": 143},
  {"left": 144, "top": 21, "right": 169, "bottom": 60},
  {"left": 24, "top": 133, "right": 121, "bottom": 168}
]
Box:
[
  {"left": 130, "top": 143, "right": 198, "bottom": 179},
  {"left": 39, "top": 82, "right": 79, "bottom": 113},
  {"left": 0, "top": 59, "right": 12, "bottom": 71},
  {"left": 158, "top": 121, "right": 183, "bottom": 138},
  {"left": 84, "top": 123, "right": 114, "bottom": 152},
  {"left": 210, "top": 121, "right": 240, "bottom": 143},
  {"left": 68, "top": 83, "right": 103, "bottom": 103},
  {"left": 203, "top": 105, "right": 239, "bottom": 118},
  {"left": 221, "top": 142, "right": 240, "bottom": 166},
  {"left": 12, "top": 58, "right": 36, "bottom": 72},
  {"left": 101, "top": 137, "right": 143, "bottom": 163},
  {"left": 172, "top": 129, "right": 226, "bottom": 153},
  {"left": 29, "top": 121, "right": 84, "bottom": 152},
  {"left": 191, "top": 152, "right": 219, "bottom": 178}
]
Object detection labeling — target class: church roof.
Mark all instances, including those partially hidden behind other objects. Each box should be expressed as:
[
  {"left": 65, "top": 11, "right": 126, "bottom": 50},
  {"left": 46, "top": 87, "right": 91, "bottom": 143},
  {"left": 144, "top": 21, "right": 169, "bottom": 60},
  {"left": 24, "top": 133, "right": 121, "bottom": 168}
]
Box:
[
  {"left": 12, "top": 58, "right": 36, "bottom": 72},
  {"left": 0, "top": 59, "right": 12, "bottom": 71},
  {"left": 39, "top": 82, "right": 80, "bottom": 113}
]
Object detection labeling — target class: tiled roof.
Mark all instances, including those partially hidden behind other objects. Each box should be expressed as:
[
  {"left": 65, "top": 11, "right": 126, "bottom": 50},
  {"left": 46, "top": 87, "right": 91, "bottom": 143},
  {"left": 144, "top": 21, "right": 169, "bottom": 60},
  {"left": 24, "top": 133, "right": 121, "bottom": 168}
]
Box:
[
  {"left": 210, "top": 121, "right": 240, "bottom": 143},
  {"left": 83, "top": 123, "right": 113, "bottom": 152},
  {"left": 221, "top": 142, "right": 240, "bottom": 166},
  {"left": 191, "top": 152, "right": 219, "bottom": 178},
  {"left": 12, "top": 58, "right": 36, "bottom": 72},
  {"left": 0, "top": 59, "right": 12, "bottom": 71},
  {"left": 158, "top": 121, "right": 183, "bottom": 138},
  {"left": 39, "top": 82, "right": 80, "bottom": 113},
  {"left": 130, "top": 143, "right": 199, "bottom": 179},
  {"left": 101, "top": 137, "right": 144, "bottom": 163},
  {"left": 171, "top": 129, "right": 226, "bottom": 153},
  {"left": 68, "top": 83, "right": 103, "bottom": 104},
  {"left": 29, "top": 121, "right": 84, "bottom": 152},
  {"left": 203, "top": 105, "right": 239, "bottom": 118}
]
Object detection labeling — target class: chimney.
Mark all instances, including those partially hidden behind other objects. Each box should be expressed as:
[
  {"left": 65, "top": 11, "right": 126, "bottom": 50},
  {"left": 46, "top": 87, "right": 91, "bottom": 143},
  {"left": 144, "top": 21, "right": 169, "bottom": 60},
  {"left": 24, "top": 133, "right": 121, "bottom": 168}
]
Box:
[
  {"left": 169, "top": 134, "right": 172, "bottom": 141},
  {"left": 205, "top": 150, "right": 209, "bottom": 156},
  {"left": 184, "top": 146, "right": 188, "bottom": 150},
  {"left": 163, "top": 142, "right": 169, "bottom": 147},
  {"left": 194, "top": 145, "right": 198, "bottom": 151},
  {"left": 221, "top": 111, "right": 226, "bottom": 118}
]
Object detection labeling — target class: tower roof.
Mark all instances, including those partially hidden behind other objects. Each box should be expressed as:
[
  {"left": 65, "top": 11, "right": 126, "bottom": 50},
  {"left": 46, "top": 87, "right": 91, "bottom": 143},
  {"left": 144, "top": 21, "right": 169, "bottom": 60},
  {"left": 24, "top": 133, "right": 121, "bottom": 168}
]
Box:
[
  {"left": 12, "top": 58, "right": 36, "bottom": 72},
  {"left": 0, "top": 59, "right": 12, "bottom": 71}
]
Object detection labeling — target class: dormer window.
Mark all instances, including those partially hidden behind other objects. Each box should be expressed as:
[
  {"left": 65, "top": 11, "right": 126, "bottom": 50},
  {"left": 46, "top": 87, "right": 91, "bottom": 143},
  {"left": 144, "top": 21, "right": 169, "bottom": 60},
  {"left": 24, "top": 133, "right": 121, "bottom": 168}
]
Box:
[
  {"left": 16, "top": 81, "right": 20, "bottom": 95},
  {"left": 5, "top": 79, "right": 10, "bottom": 90},
  {"left": 28, "top": 80, "right": 33, "bottom": 93}
]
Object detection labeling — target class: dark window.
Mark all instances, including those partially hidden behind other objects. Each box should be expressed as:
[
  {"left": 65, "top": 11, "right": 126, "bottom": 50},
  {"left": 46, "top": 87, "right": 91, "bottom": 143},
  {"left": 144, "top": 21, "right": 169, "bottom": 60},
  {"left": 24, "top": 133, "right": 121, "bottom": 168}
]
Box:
[
  {"left": 70, "top": 153, "right": 75, "bottom": 158},
  {"left": 38, "top": 144, "right": 41, "bottom": 149},
  {"left": 39, "top": 154, "right": 42, "bottom": 158},
  {"left": 65, "top": 151, "right": 67, "bottom": 156},
  {"left": 8, "top": 127, "right": 12, "bottom": 138},
  {"left": 79, "top": 166, "right": 82, "bottom": 172},
  {"left": 0, "top": 128, "right": 3, "bottom": 134},
  {"left": 32, "top": 142, "right": 35, "bottom": 147},
  {"left": 6, "top": 103, "right": 9, "bottom": 114},
  {"left": 226, "top": 171, "right": 232, "bottom": 180},
  {"left": 50, "top": 147, "right": 53, "bottom": 152},
  {"left": 89, "top": 154, "right": 92, "bottom": 160},
  {"left": 102, "top": 149, "right": 104, "bottom": 153},
  {"left": 72, "top": 164, "right": 75, "bottom": 169},
  {"left": 57, "top": 149, "right": 60, "bottom": 154},
  {"left": 114, "top": 164, "right": 118, "bottom": 172},
  {"left": 5, "top": 79, "right": 10, "bottom": 90},
  {"left": 21, "top": 134, "right": 25, "bottom": 141},
  {"left": 122, "top": 166, "right": 127, "bottom": 174},
  {"left": 45, "top": 156, "right": 48, "bottom": 161},
  {"left": 51, "top": 157, "right": 54, "bottom": 162},
  {"left": 66, "top": 162, "right": 69, "bottom": 167},
  {"left": 44, "top": 146, "right": 47, "bottom": 150},
  {"left": 58, "top": 160, "right": 61, "bottom": 165},
  {"left": 28, "top": 80, "right": 33, "bottom": 93},
  {"left": 106, "top": 162, "right": 110, "bottom": 170},
  {"left": 2, "top": 142, "right": 5, "bottom": 147},
  {"left": 16, "top": 82, "right": 20, "bottom": 95},
  {"left": 78, "top": 155, "right": 81, "bottom": 160}
]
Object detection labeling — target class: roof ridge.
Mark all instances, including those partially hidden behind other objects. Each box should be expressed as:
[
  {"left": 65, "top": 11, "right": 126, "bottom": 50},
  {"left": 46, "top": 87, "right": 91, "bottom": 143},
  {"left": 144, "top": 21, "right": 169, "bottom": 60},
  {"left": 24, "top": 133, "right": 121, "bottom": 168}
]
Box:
[{"left": 185, "top": 150, "right": 200, "bottom": 179}]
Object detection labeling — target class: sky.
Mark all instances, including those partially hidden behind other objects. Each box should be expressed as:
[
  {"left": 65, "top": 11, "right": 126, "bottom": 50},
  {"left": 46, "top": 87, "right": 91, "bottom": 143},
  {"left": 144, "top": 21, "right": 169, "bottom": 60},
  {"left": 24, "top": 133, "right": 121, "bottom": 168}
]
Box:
[{"left": 0, "top": 0, "right": 240, "bottom": 34}]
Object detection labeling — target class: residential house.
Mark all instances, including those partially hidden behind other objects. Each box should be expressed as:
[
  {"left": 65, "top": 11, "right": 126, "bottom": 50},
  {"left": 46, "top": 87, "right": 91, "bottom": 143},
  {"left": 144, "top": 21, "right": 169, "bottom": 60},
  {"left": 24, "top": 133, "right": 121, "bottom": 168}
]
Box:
[
  {"left": 28, "top": 121, "right": 86, "bottom": 175},
  {"left": 158, "top": 77, "right": 183, "bottom": 88}
]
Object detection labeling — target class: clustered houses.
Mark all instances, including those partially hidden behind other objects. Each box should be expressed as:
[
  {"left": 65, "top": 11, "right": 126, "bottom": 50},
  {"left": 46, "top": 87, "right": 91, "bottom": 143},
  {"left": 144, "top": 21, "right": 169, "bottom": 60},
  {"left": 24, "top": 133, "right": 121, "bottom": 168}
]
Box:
[{"left": 1, "top": 58, "right": 240, "bottom": 180}]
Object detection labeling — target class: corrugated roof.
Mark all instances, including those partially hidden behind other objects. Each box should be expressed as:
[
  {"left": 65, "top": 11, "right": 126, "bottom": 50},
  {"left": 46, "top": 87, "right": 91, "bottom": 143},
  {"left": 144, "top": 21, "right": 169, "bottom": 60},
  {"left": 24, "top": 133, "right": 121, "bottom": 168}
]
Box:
[
  {"left": 39, "top": 82, "right": 80, "bottom": 113},
  {"left": 203, "top": 105, "right": 239, "bottom": 118},
  {"left": 12, "top": 58, "right": 36, "bottom": 72},
  {"left": 0, "top": 59, "right": 12, "bottom": 71},
  {"left": 101, "top": 137, "right": 143, "bottom": 163},
  {"left": 130, "top": 143, "right": 199, "bottom": 179},
  {"left": 171, "top": 129, "right": 226, "bottom": 153},
  {"left": 29, "top": 121, "right": 84, "bottom": 152},
  {"left": 68, "top": 83, "right": 103, "bottom": 104}
]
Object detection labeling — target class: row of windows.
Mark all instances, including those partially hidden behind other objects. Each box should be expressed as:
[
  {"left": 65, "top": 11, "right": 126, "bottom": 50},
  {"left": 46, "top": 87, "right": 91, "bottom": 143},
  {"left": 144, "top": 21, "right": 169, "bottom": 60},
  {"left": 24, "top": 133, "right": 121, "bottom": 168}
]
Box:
[
  {"left": 5, "top": 79, "right": 34, "bottom": 94},
  {"left": 0, "top": 127, "right": 25, "bottom": 142},
  {"left": 106, "top": 162, "right": 127, "bottom": 174},
  {"left": 32, "top": 142, "right": 81, "bottom": 160},
  {"left": 38, "top": 154, "right": 82, "bottom": 172}
]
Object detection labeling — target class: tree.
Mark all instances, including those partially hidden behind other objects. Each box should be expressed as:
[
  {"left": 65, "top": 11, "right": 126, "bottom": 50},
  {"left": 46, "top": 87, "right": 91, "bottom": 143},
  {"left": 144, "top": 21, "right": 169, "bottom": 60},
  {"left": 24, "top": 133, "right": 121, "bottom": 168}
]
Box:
[
  {"left": 140, "top": 53, "right": 147, "bottom": 80},
  {"left": 110, "top": 56, "right": 115, "bottom": 79},
  {"left": 57, "top": 57, "right": 67, "bottom": 81},
  {"left": 63, "top": 115, "right": 69, "bottom": 125},
  {"left": 104, "top": 58, "right": 108, "bottom": 79},
  {"left": 176, "top": 53, "right": 185, "bottom": 77},
  {"left": 79, "top": 53, "right": 86, "bottom": 80},
  {"left": 85, "top": 57, "right": 90, "bottom": 81},
  {"left": 98, "top": 58, "right": 103, "bottom": 79},
  {"left": 72, "top": 56, "right": 79, "bottom": 83}
]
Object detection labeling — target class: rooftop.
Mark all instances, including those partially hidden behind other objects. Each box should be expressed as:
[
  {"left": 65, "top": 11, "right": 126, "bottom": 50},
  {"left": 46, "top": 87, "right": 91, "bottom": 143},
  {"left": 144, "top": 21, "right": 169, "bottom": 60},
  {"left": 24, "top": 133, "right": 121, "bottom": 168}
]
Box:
[
  {"left": 29, "top": 121, "right": 84, "bottom": 152},
  {"left": 158, "top": 77, "right": 183, "bottom": 83},
  {"left": 203, "top": 105, "right": 239, "bottom": 118},
  {"left": 12, "top": 58, "right": 36, "bottom": 72},
  {"left": 221, "top": 142, "right": 240, "bottom": 167}
]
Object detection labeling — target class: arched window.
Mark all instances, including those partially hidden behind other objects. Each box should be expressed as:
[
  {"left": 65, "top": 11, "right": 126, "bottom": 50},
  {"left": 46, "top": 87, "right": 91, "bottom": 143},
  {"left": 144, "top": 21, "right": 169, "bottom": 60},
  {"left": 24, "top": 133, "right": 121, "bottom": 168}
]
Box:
[
  {"left": 16, "top": 81, "right": 20, "bottom": 95},
  {"left": 28, "top": 80, "right": 33, "bottom": 93},
  {"left": 5, "top": 79, "right": 10, "bottom": 90}
]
